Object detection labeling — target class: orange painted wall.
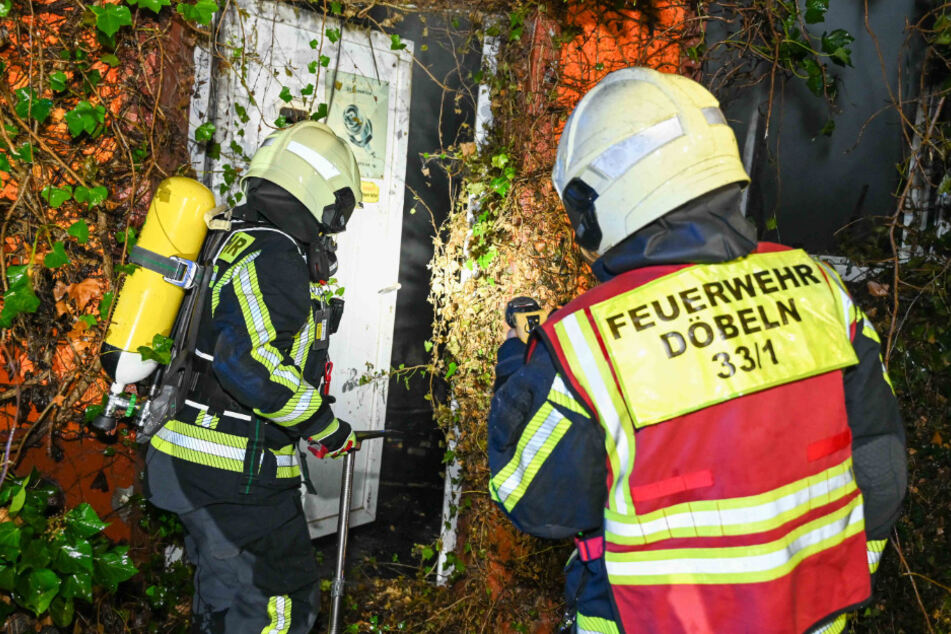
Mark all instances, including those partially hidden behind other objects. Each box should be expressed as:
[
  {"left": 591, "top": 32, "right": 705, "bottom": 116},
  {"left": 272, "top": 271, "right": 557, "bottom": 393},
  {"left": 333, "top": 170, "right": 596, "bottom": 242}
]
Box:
[{"left": 1, "top": 4, "right": 195, "bottom": 542}]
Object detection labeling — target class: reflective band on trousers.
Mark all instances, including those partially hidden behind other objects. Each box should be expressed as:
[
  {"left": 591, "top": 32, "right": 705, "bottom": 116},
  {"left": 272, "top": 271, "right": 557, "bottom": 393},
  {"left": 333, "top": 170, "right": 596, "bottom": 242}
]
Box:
[
  {"left": 152, "top": 421, "right": 300, "bottom": 477},
  {"left": 262, "top": 595, "right": 292, "bottom": 634},
  {"left": 605, "top": 498, "right": 864, "bottom": 585},
  {"left": 605, "top": 459, "right": 857, "bottom": 545}
]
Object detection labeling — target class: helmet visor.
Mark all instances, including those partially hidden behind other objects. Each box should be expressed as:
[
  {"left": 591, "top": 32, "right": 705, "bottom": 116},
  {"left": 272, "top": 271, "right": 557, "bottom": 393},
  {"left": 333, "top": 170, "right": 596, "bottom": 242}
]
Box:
[
  {"left": 562, "top": 178, "right": 602, "bottom": 252},
  {"left": 321, "top": 187, "right": 357, "bottom": 233}
]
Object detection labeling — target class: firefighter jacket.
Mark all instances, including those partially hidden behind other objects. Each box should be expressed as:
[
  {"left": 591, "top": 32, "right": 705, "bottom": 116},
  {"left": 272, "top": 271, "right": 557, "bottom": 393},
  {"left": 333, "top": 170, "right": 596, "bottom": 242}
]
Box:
[
  {"left": 147, "top": 219, "right": 348, "bottom": 509},
  {"left": 487, "top": 187, "right": 906, "bottom": 634}
]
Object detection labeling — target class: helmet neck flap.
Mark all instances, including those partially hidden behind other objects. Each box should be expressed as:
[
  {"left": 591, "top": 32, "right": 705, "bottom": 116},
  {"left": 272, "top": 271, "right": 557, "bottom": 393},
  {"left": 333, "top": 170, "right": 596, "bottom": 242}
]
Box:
[{"left": 590, "top": 184, "right": 757, "bottom": 281}]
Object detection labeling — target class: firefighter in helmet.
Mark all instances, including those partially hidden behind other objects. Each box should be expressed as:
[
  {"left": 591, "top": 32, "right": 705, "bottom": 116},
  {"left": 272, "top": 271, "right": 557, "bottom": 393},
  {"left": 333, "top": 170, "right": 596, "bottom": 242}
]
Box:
[
  {"left": 487, "top": 67, "right": 906, "bottom": 633},
  {"left": 146, "top": 121, "right": 361, "bottom": 633}
]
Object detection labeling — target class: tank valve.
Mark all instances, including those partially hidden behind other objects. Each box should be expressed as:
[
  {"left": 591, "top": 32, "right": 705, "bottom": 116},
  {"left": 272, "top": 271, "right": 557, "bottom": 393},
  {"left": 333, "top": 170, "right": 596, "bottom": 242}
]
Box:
[{"left": 90, "top": 383, "right": 137, "bottom": 434}]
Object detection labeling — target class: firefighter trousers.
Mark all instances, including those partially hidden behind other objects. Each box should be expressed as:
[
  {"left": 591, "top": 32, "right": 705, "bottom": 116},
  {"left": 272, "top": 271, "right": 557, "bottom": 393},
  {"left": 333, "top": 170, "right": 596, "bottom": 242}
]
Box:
[{"left": 180, "top": 498, "right": 320, "bottom": 634}]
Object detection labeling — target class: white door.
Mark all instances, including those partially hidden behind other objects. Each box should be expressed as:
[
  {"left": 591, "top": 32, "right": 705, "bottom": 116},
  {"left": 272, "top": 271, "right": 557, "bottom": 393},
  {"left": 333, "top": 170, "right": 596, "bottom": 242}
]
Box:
[{"left": 188, "top": 0, "right": 412, "bottom": 537}]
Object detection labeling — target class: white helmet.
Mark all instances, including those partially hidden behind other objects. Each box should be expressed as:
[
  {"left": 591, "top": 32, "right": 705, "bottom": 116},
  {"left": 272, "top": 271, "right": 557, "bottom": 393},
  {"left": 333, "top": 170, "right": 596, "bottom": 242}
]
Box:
[
  {"left": 242, "top": 121, "right": 362, "bottom": 233},
  {"left": 552, "top": 67, "right": 750, "bottom": 254}
]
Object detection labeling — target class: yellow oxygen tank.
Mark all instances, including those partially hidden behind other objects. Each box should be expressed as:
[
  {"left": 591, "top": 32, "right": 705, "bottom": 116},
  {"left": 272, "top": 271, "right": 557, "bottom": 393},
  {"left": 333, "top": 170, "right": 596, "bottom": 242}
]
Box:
[{"left": 99, "top": 177, "right": 215, "bottom": 409}]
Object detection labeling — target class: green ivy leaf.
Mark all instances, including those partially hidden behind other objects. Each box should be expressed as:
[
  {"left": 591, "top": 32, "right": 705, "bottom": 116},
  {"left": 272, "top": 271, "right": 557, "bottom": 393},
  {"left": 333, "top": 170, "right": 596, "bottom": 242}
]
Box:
[
  {"left": 491, "top": 152, "right": 509, "bottom": 169},
  {"left": 234, "top": 103, "right": 249, "bottom": 123},
  {"left": 490, "top": 175, "right": 511, "bottom": 197},
  {"left": 12, "top": 142, "right": 33, "bottom": 164},
  {"left": 127, "top": 0, "right": 171, "bottom": 14},
  {"left": 52, "top": 537, "right": 93, "bottom": 575},
  {"left": 390, "top": 34, "right": 406, "bottom": 51},
  {"left": 0, "top": 523, "right": 21, "bottom": 562},
  {"left": 49, "top": 71, "right": 68, "bottom": 92},
  {"left": 100, "top": 53, "right": 120, "bottom": 67},
  {"left": 821, "top": 29, "right": 855, "bottom": 67},
  {"left": 801, "top": 58, "right": 825, "bottom": 97},
  {"left": 804, "top": 0, "right": 829, "bottom": 24},
  {"left": 8, "top": 492, "right": 26, "bottom": 517},
  {"left": 273, "top": 115, "right": 288, "bottom": 128},
  {"left": 41, "top": 185, "right": 73, "bottom": 208},
  {"left": 68, "top": 220, "right": 89, "bottom": 244},
  {"left": 0, "top": 152, "right": 10, "bottom": 173},
  {"left": 444, "top": 361, "right": 458, "bottom": 379},
  {"left": 320, "top": 54, "right": 330, "bottom": 67},
  {"left": 137, "top": 333, "right": 173, "bottom": 365},
  {"left": 14, "top": 88, "right": 53, "bottom": 124},
  {"left": 99, "top": 291, "right": 114, "bottom": 320},
  {"left": 477, "top": 247, "right": 497, "bottom": 268},
  {"left": 934, "top": 14, "right": 951, "bottom": 46},
  {"left": 73, "top": 185, "right": 108, "bottom": 207},
  {"left": 90, "top": 4, "right": 132, "bottom": 37},
  {"left": 9, "top": 483, "right": 26, "bottom": 514},
  {"left": 301, "top": 83, "right": 314, "bottom": 96},
  {"left": 83, "top": 404, "right": 104, "bottom": 423},
  {"left": 16, "top": 568, "right": 62, "bottom": 616},
  {"left": 0, "top": 265, "right": 41, "bottom": 329},
  {"left": 132, "top": 143, "right": 148, "bottom": 163},
  {"left": 64, "top": 101, "right": 106, "bottom": 138},
  {"left": 82, "top": 68, "right": 103, "bottom": 95},
  {"left": 327, "top": 28, "right": 341, "bottom": 44},
  {"left": 18, "top": 567, "right": 61, "bottom": 616},
  {"left": 78, "top": 314, "right": 98, "bottom": 328},
  {"left": 818, "top": 119, "right": 836, "bottom": 137},
  {"left": 49, "top": 595, "right": 75, "bottom": 627},
  {"left": 94, "top": 546, "right": 137, "bottom": 592},
  {"left": 279, "top": 86, "right": 293, "bottom": 103},
  {"left": 13, "top": 88, "right": 32, "bottom": 118},
  {"left": 146, "top": 583, "right": 166, "bottom": 607},
  {"left": 0, "top": 564, "right": 15, "bottom": 591},
  {"left": 310, "top": 103, "right": 328, "bottom": 121},
  {"left": 309, "top": 38, "right": 319, "bottom": 49},
  {"left": 60, "top": 572, "right": 92, "bottom": 603},
  {"left": 20, "top": 537, "right": 52, "bottom": 571},
  {"left": 0, "top": 0, "right": 11, "bottom": 18},
  {"left": 65, "top": 503, "right": 108, "bottom": 540},
  {"left": 176, "top": 0, "right": 218, "bottom": 25},
  {"left": 307, "top": 60, "right": 318, "bottom": 73},
  {"left": 44, "top": 241, "right": 70, "bottom": 269},
  {"left": 939, "top": 174, "right": 951, "bottom": 196},
  {"left": 194, "top": 121, "right": 215, "bottom": 142},
  {"left": 330, "top": 1, "right": 341, "bottom": 14},
  {"left": 114, "top": 226, "right": 136, "bottom": 246},
  {"left": 222, "top": 163, "right": 238, "bottom": 186}
]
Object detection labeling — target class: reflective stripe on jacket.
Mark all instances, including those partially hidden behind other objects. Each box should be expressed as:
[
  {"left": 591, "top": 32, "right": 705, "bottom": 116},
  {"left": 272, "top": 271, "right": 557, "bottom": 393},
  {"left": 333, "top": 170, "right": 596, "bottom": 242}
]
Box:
[
  {"left": 538, "top": 243, "right": 870, "bottom": 633},
  {"left": 149, "top": 224, "right": 336, "bottom": 505}
]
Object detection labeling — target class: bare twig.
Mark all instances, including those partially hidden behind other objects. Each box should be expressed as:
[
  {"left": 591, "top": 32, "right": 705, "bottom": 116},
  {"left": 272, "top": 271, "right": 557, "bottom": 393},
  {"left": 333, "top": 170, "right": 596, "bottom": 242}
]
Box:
[{"left": 891, "top": 532, "right": 936, "bottom": 634}]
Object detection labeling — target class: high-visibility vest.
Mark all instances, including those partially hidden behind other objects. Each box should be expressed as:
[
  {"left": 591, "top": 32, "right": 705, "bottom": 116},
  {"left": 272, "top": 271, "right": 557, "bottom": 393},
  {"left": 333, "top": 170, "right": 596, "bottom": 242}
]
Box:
[{"left": 538, "top": 243, "right": 871, "bottom": 633}]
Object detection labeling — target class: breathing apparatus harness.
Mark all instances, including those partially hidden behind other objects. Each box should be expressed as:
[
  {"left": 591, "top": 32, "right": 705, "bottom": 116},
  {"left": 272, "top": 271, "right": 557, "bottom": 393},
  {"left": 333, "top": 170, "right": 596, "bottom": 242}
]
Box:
[{"left": 118, "top": 195, "right": 347, "bottom": 442}]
